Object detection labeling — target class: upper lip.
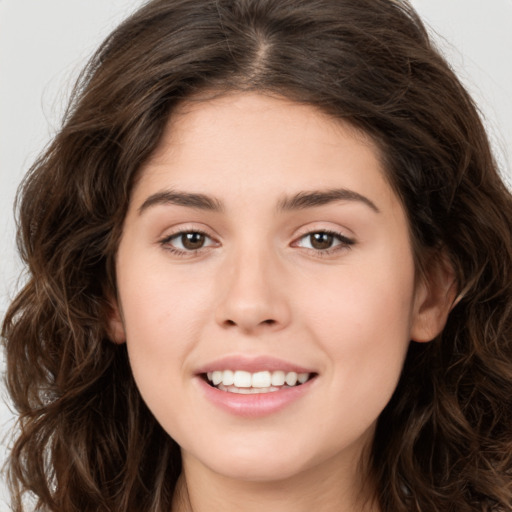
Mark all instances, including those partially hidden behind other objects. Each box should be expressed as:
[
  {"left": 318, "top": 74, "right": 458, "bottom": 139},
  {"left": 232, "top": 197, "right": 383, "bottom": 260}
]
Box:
[{"left": 196, "top": 355, "right": 315, "bottom": 375}]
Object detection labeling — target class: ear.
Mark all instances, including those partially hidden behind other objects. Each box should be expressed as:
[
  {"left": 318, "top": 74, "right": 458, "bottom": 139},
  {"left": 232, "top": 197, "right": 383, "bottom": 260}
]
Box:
[
  {"left": 410, "top": 252, "right": 458, "bottom": 343},
  {"left": 106, "top": 297, "right": 126, "bottom": 344}
]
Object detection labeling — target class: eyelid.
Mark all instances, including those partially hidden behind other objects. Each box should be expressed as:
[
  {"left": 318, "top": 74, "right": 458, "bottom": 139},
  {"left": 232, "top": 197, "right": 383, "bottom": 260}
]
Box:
[
  {"left": 158, "top": 221, "right": 218, "bottom": 241},
  {"left": 163, "top": 230, "right": 216, "bottom": 246},
  {"left": 292, "top": 222, "right": 355, "bottom": 241},
  {"left": 294, "top": 230, "right": 354, "bottom": 246},
  {"left": 158, "top": 225, "right": 220, "bottom": 255},
  {"left": 291, "top": 227, "right": 356, "bottom": 255}
]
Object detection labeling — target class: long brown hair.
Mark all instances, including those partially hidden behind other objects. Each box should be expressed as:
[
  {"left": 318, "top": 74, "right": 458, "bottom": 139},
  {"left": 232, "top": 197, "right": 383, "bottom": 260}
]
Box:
[{"left": 3, "top": 0, "right": 512, "bottom": 510}]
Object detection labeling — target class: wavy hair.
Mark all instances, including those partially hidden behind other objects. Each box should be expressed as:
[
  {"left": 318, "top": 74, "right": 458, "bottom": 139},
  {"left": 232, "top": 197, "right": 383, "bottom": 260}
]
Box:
[{"left": 3, "top": 0, "right": 512, "bottom": 510}]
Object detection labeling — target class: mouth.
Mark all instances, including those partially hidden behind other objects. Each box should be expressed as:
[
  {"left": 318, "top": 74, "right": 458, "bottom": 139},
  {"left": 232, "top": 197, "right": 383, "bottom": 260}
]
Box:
[{"left": 203, "top": 370, "right": 316, "bottom": 394}]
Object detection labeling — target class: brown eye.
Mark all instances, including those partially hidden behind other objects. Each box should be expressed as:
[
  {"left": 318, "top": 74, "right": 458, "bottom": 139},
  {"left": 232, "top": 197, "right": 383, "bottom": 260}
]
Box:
[
  {"left": 294, "top": 230, "right": 355, "bottom": 253},
  {"left": 162, "top": 230, "right": 216, "bottom": 253},
  {"left": 181, "top": 232, "right": 206, "bottom": 250},
  {"left": 309, "top": 232, "right": 334, "bottom": 250}
]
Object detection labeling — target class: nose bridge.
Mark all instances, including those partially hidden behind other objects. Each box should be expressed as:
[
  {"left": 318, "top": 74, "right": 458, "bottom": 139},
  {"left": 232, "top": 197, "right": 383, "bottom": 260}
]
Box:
[{"left": 215, "top": 237, "right": 290, "bottom": 332}]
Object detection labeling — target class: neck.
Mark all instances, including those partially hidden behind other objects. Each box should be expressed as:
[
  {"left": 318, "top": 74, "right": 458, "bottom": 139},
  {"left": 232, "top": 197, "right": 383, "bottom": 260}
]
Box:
[{"left": 171, "top": 452, "right": 380, "bottom": 512}]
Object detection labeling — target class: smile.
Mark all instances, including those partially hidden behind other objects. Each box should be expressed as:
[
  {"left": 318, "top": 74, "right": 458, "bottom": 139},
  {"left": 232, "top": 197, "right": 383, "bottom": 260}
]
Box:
[{"left": 206, "top": 370, "right": 312, "bottom": 394}]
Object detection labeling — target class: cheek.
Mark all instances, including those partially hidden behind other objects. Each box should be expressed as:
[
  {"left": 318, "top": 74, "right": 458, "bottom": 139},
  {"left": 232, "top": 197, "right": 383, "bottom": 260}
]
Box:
[
  {"left": 296, "top": 250, "right": 416, "bottom": 406},
  {"left": 115, "top": 255, "right": 214, "bottom": 393},
  {"left": 299, "top": 253, "right": 415, "bottom": 338},
  {"left": 118, "top": 253, "right": 212, "bottom": 336},
  {"left": 118, "top": 273, "right": 205, "bottom": 430}
]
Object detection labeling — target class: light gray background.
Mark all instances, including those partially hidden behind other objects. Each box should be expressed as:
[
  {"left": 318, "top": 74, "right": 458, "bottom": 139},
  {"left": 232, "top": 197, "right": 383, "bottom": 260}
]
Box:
[{"left": 1, "top": 0, "right": 511, "bottom": 507}]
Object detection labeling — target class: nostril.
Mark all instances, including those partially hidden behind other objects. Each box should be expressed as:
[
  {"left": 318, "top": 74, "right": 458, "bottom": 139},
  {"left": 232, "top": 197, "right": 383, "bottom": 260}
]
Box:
[{"left": 222, "top": 318, "right": 276, "bottom": 328}]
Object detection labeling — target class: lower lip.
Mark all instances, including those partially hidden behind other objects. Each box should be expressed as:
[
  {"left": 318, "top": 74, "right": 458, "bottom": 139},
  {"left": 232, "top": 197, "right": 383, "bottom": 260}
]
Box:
[{"left": 197, "top": 376, "right": 316, "bottom": 418}]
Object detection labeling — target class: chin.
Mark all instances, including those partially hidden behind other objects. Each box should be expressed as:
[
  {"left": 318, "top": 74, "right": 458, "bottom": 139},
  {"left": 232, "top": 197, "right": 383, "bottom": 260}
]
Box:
[
  {"left": 209, "top": 457, "right": 310, "bottom": 483},
  {"left": 183, "top": 436, "right": 335, "bottom": 484}
]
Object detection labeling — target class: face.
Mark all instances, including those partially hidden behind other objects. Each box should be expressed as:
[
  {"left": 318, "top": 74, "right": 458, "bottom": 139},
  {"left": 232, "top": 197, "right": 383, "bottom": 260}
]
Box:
[{"left": 112, "top": 92, "right": 440, "bottom": 486}]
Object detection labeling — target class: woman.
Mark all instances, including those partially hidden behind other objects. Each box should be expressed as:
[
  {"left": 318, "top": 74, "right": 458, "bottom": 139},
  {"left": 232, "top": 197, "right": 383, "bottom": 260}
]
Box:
[{"left": 3, "top": 0, "right": 512, "bottom": 510}]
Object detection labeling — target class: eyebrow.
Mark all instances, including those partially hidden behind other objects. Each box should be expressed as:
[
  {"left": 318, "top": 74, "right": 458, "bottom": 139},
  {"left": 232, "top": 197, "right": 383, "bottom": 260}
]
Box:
[
  {"left": 277, "top": 188, "right": 380, "bottom": 213},
  {"left": 138, "top": 190, "right": 224, "bottom": 214},
  {"left": 138, "top": 187, "right": 380, "bottom": 215}
]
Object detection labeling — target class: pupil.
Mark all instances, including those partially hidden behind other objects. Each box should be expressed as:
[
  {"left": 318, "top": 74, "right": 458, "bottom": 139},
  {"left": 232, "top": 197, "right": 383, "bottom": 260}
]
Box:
[
  {"left": 182, "top": 232, "right": 205, "bottom": 250},
  {"left": 310, "top": 233, "right": 333, "bottom": 250}
]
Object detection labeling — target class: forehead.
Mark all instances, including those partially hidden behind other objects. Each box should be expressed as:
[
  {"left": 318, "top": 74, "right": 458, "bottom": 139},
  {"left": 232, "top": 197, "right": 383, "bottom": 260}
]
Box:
[{"left": 134, "top": 92, "right": 392, "bottom": 200}]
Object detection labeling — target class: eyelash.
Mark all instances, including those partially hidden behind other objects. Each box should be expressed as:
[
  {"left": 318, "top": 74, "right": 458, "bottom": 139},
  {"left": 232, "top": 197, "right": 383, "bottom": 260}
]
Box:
[
  {"left": 158, "top": 229, "right": 355, "bottom": 257},
  {"left": 293, "top": 229, "right": 355, "bottom": 256},
  {"left": 159, "top": 229, "right": 216, "bottom": 256}
]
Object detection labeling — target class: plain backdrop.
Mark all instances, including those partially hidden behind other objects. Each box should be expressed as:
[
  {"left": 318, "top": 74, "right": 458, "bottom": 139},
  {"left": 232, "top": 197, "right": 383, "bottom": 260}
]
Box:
[{"left": 1, "top": 0, "right": 511, "bottom": 507}]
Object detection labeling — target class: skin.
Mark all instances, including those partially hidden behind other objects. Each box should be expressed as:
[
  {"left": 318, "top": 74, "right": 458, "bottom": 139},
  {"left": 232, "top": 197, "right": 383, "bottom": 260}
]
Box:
[{"left": 110, "top": 92, "right": 454, "bottom": 512}]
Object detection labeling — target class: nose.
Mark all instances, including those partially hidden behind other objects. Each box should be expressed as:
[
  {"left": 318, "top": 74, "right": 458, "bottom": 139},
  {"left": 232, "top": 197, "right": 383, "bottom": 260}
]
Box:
[{"left": 214, "top": 246, "right": 291, "bottom": 334}]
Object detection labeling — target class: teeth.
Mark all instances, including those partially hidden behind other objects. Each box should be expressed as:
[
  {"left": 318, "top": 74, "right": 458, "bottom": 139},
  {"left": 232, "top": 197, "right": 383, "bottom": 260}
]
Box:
[
  {"left": 298, "top": 372, "right": 309, "bottom": 384},
  {"left": 206, "top": 370, "right": 311, "bottom": 389},
  {"left": 252, "top": 371, "right": 271, "bottom": 388},
  {"left": 218, "top": 384, "right": 281, "bottom": 394},
  {"left": 285, "top": 372, "right": 298, "bottom": 386},
  {"left": 233, "top": 371, "right": 252, "bottom": 388},
  {"left": 271, "top": 370, "right": 285, "bottom": 386},
  {"left": 222, "top": 369, "right": 234, "bottom": 386}
]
